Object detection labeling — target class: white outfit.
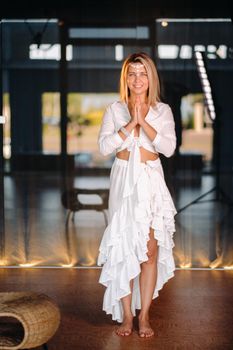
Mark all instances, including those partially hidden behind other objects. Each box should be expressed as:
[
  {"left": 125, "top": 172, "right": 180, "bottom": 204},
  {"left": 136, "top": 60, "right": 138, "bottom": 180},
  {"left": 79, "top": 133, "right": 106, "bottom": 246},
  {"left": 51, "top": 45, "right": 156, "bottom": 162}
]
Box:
[{"left": 97, "top": 100, "right": 177, "bottom": 323}]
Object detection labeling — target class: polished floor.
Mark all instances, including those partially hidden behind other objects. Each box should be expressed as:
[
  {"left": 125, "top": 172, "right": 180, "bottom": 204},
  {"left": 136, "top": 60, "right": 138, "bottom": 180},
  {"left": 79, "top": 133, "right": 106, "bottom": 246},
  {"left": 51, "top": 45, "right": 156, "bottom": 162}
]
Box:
[
  {"left": 1, "top": 167, "right": 233, "bottom": 349},
  {"left": 0, "top": 268, "right": 233, "bottom": 350},
  {"left": 1, "top": 168, "right": 233, "bottom": 268}
]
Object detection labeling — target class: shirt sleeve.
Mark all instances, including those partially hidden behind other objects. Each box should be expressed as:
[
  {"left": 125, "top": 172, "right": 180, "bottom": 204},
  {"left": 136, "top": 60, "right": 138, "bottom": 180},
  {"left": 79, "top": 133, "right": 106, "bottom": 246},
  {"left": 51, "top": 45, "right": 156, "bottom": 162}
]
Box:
[
  {"left": 98, "top": 105, "right": 124, "bottom": 156},
  {"left": 152, "top": 105, "right": 177, "bottom": 157}
]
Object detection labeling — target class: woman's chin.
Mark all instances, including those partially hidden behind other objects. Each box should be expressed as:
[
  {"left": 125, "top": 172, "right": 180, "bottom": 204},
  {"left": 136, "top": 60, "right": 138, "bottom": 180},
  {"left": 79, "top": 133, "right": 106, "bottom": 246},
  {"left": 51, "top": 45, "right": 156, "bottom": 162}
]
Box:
[{"left": 131, "top": 89, "right": 146, "bottom": 95}]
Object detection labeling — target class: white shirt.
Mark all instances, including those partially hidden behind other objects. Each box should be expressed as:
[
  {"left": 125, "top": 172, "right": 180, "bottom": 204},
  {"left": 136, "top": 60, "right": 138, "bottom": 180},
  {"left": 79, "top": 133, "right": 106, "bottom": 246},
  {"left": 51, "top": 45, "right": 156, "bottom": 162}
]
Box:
[{"left": 98, "top": 100, "right": 176, "bottom": 158}]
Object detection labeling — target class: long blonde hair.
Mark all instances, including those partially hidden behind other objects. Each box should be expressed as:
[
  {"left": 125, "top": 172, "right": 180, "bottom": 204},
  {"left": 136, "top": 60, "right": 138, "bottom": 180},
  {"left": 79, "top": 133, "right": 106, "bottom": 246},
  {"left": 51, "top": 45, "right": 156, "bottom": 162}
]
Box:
[{"left": 119, "top": 52, "right": 161, "bottom": 106}]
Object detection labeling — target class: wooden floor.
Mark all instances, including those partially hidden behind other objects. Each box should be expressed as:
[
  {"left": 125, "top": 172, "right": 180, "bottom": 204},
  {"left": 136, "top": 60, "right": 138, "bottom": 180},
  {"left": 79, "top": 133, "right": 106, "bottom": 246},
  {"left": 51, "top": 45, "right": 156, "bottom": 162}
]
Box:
[{"left": 0, "top": 268, "right": 233, "bottom": 350}]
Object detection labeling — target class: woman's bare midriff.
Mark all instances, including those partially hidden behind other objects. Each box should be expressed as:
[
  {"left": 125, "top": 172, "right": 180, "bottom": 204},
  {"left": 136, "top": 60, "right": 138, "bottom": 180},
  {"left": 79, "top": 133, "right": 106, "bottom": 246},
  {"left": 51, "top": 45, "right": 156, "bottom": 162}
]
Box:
[{"left": 116, "top": 147, "right": 159, "bottom": 163}]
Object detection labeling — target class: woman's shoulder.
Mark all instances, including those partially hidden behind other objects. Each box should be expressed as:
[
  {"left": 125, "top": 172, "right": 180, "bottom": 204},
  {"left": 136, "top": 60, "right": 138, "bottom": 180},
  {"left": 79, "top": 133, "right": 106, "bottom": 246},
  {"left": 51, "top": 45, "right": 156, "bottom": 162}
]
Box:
[
  {"left": 150, "top": 101, "right": 173, "bottom": 119},
  {"left": 108, "top": 100, "right": 125, "bottom": 109},
  {"left": 151, "top": 101, "right": 171, "bottom": 113},
  {"left": 105, "top": 100, "right": 126, "bottom": 114}
]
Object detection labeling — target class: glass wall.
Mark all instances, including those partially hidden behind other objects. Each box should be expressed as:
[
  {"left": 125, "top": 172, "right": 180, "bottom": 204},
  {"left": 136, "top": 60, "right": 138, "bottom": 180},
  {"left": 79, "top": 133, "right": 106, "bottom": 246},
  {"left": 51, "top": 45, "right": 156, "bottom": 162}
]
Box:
[
  {"left": 0, "top": 18, "right": 232, "bottom": 268},
  {"left": 0, "top": 20, "right": 67, "bottom": 267},
  {"left": 65, "top": 37, "right": 152, "bottom": 168},
  {"left": 155, "top": 18, "right": 233, "bottom": 269}
]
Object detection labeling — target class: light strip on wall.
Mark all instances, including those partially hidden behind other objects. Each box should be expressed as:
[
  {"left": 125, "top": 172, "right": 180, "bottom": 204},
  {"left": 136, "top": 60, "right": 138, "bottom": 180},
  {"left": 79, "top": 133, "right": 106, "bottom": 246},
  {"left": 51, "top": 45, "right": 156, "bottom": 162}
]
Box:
[{"left": 195, "top": 51, "right": 216, "bottom": 121}]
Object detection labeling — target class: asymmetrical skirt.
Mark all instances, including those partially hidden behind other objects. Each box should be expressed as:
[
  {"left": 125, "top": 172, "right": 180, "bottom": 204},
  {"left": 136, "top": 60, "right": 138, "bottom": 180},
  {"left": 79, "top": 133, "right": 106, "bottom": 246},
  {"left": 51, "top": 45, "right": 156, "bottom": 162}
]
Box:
[{"left": 97, "top": 156, "right": 177, "bottom": 323}]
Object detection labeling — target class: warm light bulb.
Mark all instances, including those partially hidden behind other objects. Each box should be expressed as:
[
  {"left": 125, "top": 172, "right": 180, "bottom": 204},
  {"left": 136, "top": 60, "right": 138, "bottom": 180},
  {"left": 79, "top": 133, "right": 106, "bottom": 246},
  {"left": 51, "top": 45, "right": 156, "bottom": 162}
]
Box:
[
  {"left": 180, "top": 263, "right": 192, "bottom": 268},
  {"left": 19, "top": 261, "right": 40, "bottom": 267},
  {"left": 61, "top": 263, "right": 74, "bottom": 268},
  {"left": 19, "top": 263, "right": 34, "bottom": 267},
  {"left": 161, "top": 21, "right": 168, "bottom": 27}
]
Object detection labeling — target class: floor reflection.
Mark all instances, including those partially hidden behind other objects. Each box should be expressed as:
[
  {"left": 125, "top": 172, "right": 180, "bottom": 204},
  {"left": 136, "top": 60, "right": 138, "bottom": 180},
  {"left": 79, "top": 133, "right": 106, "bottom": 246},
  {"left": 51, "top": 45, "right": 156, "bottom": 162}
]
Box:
[{"left": 1, "top": 171, "right": 233, "bottom": 268}]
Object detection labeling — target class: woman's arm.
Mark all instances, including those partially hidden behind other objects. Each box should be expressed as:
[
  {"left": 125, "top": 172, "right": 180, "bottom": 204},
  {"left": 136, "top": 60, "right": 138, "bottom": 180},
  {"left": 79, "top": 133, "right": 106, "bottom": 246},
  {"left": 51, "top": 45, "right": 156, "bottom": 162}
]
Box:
[
  {"left": 98, "top": 105, "right": 135, "bottom": 156},
  {"left": 140, "top": 105, "right": 177, "bottom": 158}
]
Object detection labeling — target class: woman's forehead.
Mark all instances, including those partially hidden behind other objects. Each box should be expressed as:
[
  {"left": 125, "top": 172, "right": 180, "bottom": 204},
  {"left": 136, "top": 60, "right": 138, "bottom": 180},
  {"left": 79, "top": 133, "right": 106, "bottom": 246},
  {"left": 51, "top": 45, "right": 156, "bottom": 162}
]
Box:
[{"left": 128, "top": 62, "right": 146, "bottom": 72}]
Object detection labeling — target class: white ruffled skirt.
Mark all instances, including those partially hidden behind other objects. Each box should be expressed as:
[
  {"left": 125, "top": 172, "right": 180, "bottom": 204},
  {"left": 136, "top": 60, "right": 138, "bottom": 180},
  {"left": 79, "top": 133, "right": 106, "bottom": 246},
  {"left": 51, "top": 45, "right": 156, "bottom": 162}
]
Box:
[{"left": 97, "top": 156, "right": 177, "bottom": 323}]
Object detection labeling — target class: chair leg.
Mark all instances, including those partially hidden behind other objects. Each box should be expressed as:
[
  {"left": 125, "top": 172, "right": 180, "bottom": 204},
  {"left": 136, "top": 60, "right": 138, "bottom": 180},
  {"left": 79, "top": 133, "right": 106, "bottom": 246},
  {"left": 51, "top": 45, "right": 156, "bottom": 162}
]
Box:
[
  {"left": 71, "top": 211, "right": 76, "bottom": 222},
  {"left": 65, "top": 210, "right": 71, "bottom": 227},
  {"left": 103, "top": 210, "right": 108, "bottom": 227}
]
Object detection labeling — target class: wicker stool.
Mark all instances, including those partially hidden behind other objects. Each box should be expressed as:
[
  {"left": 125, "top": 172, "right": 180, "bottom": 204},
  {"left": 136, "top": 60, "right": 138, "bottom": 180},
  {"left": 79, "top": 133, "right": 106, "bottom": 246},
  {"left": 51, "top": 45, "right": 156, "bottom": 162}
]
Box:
[{"left": 0, "top": 292, "right": 61, "bottom": 349}]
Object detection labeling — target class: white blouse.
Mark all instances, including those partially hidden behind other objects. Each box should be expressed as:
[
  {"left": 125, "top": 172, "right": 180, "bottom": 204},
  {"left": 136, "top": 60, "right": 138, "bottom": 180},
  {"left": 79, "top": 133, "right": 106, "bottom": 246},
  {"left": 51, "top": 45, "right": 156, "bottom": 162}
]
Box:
[{"left": 98, "top": 100, "right": 176, "bottom": 158}]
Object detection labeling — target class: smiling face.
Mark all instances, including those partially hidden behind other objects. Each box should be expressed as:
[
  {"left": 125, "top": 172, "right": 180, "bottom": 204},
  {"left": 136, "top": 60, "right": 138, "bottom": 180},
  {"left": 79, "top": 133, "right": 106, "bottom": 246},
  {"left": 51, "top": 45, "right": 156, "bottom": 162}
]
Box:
[
  {"left": 126, "top": 62, "right": 149, "bottom": 97},
  {"left": 120, "top": 52, "right": 161, "bottom": 105}
]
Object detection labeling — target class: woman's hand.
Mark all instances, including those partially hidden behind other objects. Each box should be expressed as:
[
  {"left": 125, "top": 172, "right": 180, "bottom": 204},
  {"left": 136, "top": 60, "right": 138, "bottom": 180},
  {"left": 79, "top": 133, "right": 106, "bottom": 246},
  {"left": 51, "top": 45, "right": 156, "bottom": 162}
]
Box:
[
  {"left": 130, "top": 103, "right": 138, "bottom": 126},
  {"left": 135, "top": 96, "right": 147, "bottom": 126},
  {"left": 129, "top": 96, "right": 149, "bottom": 127}
]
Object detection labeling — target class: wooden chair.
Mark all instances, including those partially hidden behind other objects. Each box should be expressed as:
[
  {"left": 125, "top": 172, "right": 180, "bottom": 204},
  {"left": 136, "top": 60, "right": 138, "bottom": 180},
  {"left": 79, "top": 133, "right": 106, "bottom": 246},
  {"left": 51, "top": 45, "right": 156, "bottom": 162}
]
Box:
[{"left": 61, "top": 188, "right": 109, "bottom": 226}]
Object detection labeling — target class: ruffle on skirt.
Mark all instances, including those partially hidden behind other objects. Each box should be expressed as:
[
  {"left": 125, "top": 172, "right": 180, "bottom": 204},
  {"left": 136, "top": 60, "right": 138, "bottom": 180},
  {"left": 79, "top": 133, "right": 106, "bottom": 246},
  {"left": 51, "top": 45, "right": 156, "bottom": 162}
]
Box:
[{"left": 97, "top": 156, "right": 177, "bottom": 323}]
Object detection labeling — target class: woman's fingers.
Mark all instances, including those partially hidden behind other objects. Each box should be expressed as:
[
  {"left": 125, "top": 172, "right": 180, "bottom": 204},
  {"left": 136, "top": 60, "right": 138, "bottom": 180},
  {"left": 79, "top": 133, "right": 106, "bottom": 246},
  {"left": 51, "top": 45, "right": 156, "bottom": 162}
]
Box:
[
  {"left": 133, "top": 104, "right": 138, "bottom": 124},
  {"left": 135, "top": 101, "right": 142, "bottom": 122}
]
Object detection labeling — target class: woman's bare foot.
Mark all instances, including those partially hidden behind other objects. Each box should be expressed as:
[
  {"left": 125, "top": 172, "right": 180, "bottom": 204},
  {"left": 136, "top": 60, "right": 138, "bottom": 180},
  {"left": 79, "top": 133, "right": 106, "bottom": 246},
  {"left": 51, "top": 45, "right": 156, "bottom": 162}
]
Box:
[
  {"left": 115, "top": 315, "right": 133, "bottom": 336},
  {"left": 138, "top": 315, "right": 154, "bottom": 338}
]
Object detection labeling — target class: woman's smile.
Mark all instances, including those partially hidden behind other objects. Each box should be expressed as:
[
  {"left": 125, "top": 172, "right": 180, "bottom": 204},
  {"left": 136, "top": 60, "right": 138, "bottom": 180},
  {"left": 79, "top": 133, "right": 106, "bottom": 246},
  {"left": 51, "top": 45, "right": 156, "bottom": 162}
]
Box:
[{"left": 127, "top": 62, "right": 149, "bottom": 96}]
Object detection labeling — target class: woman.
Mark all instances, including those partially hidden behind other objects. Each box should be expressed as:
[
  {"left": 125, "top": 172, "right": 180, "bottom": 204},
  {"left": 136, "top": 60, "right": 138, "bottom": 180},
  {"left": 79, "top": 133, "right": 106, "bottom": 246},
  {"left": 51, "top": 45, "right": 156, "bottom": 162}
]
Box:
[{"left": 97, "top": 52, "right": 177, "bottom": 338}]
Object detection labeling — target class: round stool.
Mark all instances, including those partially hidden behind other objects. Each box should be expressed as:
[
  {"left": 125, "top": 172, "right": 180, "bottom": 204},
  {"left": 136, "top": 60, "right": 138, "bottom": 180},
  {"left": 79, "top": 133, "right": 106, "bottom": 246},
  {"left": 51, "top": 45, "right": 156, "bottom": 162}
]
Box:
[{"left": 0, "top": 292, "right": 61, "bottom": 349}]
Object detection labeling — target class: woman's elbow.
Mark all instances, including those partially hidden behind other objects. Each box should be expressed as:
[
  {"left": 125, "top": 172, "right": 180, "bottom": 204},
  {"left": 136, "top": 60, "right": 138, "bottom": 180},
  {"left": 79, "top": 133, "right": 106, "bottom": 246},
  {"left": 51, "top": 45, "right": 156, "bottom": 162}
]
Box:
[
  {"left": 164, "top": 149, "right": 175, "bottom": 158},
  {"left": 99, "top": 147, "right": 110, "bottom": 156},
  {"left": 164, "top": 142, "right": 176, "bottom": 158},
  {"left": 99, "top": 143, "right": 112, "bottom": 156}
]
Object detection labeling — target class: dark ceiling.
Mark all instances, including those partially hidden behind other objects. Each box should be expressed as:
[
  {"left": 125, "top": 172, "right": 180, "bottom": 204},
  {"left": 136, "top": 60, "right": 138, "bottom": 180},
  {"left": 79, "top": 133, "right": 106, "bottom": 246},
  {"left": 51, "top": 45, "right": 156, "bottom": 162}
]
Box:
[{"left": 1, "top": 0, "right": 232, "bottom": 24}]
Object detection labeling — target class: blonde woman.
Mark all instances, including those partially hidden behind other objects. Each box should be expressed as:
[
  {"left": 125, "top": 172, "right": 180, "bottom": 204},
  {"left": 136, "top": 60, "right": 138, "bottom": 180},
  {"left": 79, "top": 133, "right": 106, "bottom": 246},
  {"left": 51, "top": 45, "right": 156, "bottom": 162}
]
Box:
[{"left": 97, "top": 52, "right": 177, "bottom": 338}]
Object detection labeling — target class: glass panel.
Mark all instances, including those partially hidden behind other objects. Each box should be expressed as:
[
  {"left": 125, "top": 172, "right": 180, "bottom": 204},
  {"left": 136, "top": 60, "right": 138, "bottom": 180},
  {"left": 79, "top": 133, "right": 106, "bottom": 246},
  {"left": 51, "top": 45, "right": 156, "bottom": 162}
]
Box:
[
  {"left": 1, "top": 18, "right": 232, "bottom": 270},
  {"left": 1, "top": 19, "right": 68, "bottom": 267},
  {"left": 66, "top": 44, "right": 151, "bottom": 168},
  {"left": 67, "top": 92, "right": 119, "bottom": 167},
  {"left": 155, "top": 18, "right": 233, "bottom": 269},
  {"left": 3, "top": 93, "right": 11, "bottom": 160},
  {"left": 69, "top": 26, "right": 149, "bottom": 39},
  {"left": 42, "top": 92, "right": 61, "bottom": 154},
  {"left": 180, "top": 93, "right": 213, "bottom": 163},
  {"left": 0, "top": 106, "right": 4, "bottom": 266}
]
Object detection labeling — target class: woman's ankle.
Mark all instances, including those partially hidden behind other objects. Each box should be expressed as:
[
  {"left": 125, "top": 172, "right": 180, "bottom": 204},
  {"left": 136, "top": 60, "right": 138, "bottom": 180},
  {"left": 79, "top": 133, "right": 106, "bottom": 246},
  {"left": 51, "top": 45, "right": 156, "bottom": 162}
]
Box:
[
  {"left": 123, "top": 312, "right": 134, "bottom": 320},
  {"left": 138, "top": 311, "right": 149, "bottom": 321}
]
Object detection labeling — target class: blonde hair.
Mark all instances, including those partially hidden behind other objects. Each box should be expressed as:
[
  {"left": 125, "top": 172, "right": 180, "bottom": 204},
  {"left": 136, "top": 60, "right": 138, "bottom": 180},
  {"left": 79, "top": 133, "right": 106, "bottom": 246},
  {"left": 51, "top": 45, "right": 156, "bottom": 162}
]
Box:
[{"left": 119, "top": 52, "right": 161, "bottom": 106}]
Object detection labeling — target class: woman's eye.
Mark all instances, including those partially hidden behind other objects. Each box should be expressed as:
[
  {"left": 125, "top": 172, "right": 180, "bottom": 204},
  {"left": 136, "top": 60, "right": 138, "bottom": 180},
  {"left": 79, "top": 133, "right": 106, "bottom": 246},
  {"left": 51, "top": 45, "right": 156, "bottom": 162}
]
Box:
[{"left": 128, "top": 72, "right": 148, "bottom": 78}]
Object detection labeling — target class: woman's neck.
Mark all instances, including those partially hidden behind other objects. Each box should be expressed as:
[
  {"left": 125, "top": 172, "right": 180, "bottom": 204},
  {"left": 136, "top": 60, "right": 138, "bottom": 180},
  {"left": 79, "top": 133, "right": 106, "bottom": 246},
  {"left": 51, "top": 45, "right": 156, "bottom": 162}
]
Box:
[{"left": 128, "top": 93, "right": 148, "bottom": 105}]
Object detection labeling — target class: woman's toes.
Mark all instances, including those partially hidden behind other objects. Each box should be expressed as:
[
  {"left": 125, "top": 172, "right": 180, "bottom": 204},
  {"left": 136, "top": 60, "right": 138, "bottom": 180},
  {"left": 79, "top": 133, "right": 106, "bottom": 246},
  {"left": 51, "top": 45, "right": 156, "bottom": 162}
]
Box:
[
  {"left": 124, "top": 330, "right": 130, "bottom": 336},
  {"left": 139, "top": 332, "right": 145, "bottom": 337},
  {"left": 146, "top": 330, "right": 154, "bottom": 337},
  {"left": 138, "top": 320, "right": 154, "bottom": 338},
  {"left": 116, "top": 321, "right": 133, "bottom": 337}
]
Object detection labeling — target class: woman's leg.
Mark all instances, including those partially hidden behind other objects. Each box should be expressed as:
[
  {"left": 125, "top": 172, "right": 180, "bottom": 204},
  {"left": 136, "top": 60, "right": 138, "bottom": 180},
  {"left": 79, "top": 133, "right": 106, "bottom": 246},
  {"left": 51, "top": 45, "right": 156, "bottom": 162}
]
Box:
[
  {"left": 116, "top": 280, "right": 134, "bottom": 336},
  {"left": 138, "top": 227, "right": 158, "bottom": 337}
]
